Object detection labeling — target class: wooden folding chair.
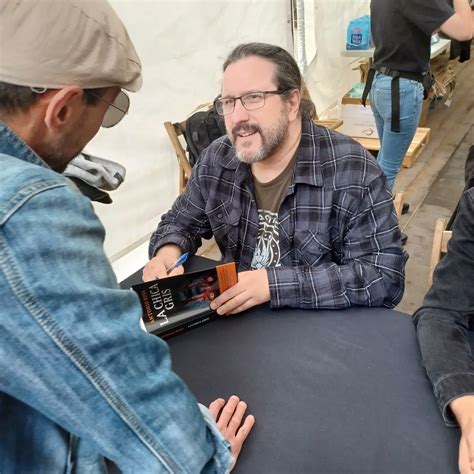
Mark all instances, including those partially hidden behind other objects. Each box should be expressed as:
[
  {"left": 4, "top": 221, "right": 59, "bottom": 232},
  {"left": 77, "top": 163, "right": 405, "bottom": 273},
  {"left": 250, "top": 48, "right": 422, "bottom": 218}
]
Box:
[
  {"left": 428, "top": 217, "right": 452, "bottom": 285},
  {"left": 163, "top": 120, "right": 193, "bottom": 194},
  {"left": 164, "top": 100, "right": 217, "bottom": 194},
  {"left": 393, "top": 192, "right": 405, "bottom": 219}
]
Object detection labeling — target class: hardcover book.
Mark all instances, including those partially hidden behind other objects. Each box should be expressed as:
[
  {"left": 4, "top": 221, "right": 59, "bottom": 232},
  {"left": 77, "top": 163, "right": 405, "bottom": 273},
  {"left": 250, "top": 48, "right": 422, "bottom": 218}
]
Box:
[{"left": 132, "top": 262, "right": 237, "bottom": 339}]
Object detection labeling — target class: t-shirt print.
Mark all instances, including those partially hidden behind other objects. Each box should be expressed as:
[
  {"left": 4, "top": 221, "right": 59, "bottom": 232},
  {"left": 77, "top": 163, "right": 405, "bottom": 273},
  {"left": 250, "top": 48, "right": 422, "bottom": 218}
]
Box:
[{"left": 251, "top": 210, "right": 281, "bottom": 269}]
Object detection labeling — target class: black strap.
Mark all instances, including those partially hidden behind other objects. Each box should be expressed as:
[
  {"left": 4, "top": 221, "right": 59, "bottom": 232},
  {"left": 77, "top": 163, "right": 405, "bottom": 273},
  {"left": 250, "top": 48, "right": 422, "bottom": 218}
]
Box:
[
  {"left": 361, "top": 66, "right": 404, "bottom": 133},
  {"left": 361, "top": 68, "right": 376, "bottom": 107},
  {"left": 375, "top": 66, "right": 424, "bottom": 84},
  {"left": 391, "top": 73, "right": 400, "bottom": 133}
]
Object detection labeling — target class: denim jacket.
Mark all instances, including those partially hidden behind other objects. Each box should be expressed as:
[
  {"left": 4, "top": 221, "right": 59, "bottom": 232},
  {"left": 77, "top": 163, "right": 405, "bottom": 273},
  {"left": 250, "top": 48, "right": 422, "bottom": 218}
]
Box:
[
  {"left": 0, "top": 122, "right": 232, "bottom": 473},
  {"left": 413, "top": 187, "right": 474, "bottom": 426}
]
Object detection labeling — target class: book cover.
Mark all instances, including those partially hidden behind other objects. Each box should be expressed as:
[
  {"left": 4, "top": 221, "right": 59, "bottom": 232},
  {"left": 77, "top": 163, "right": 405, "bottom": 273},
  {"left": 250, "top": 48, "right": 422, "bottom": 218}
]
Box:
[{"left": 132, "top": 262, "right": 237, "bottom": 339}]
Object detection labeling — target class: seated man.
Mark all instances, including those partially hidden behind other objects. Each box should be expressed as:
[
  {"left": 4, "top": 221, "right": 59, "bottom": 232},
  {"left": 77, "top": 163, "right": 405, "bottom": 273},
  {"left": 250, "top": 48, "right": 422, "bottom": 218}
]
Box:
[
  {"left": 144, "top": 42, "right": 407, "bottom": 314},
  {"left": 414, "top": 186, "right": 474, "bottom": 474},
  {"left": 0, "top": 1, "right": 253, "bottom": 472}
]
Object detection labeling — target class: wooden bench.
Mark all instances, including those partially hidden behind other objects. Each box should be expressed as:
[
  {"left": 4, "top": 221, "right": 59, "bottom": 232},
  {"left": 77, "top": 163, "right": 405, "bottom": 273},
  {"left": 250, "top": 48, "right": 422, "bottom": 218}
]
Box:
[
  {"left": 349, "top": 127, "right": 431, "bottom": 168},
  {"left": 314, "top": 118, "right": 343, "bottom": 130}
]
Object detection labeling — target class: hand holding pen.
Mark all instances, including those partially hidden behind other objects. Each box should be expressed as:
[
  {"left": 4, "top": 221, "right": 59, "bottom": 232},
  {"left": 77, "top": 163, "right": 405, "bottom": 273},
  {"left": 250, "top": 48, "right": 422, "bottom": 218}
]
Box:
[
  {"left": 165, "top": 252, "right": 189, "bottom": 275},
  {"left": 142, "top": 244, "right": 188, "bottom": 282}
]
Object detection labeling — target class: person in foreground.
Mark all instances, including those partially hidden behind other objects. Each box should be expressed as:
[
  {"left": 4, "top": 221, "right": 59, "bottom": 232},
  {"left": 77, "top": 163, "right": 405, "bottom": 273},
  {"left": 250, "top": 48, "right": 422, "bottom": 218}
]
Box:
[
  {"left": 0, "top": 1, "right": 253, "bottom": 472},
  {"left": 413, "top": 186, "right": 474, "bottom": 474},
  {"left": 144, "top": 42, "right": 407, "bottom": 314}
]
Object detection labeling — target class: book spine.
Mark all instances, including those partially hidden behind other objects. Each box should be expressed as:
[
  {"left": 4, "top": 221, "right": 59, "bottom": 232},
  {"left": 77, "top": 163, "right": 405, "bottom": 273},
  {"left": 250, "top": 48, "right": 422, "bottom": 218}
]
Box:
[
  {"left": 154, "top": 311, "right": 219, "bottom": 340},
  {"left": 216, "top": 262, "right": 238, "bottom": 293}
]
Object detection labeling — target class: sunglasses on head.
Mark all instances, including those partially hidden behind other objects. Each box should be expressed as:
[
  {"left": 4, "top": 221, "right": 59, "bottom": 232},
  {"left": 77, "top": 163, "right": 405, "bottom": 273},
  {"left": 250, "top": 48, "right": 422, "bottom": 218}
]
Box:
[{"left": 85, "top": 89, "right": 130, "bottom": 128}]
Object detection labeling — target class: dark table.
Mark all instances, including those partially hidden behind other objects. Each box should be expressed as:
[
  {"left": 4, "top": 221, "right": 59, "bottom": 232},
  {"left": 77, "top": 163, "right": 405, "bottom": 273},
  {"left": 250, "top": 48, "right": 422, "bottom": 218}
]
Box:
[
  {"left": 169, "top": 307, "right": 459, "bottom": 473},
  {"left": 122, "top": 260, "right": 460, "bottom": 473}
]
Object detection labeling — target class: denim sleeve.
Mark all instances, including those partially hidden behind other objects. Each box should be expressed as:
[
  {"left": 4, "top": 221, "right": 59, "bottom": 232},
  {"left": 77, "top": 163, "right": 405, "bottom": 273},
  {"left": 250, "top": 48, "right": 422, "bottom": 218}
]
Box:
[
  {"left": 413, "top": 189, "right": 474, "bottom": 426},
  {"left": 414, "top": 307, "right": 474, "bottom": 426},
  {"left": 198, "top": 404, "right": 233, "bottom": 473},
  {"left": 0, "top": 182, "right": 231, "bottom": 473},
  {"left": 267, "top": 176, "right": 407, "bottom": 309}
]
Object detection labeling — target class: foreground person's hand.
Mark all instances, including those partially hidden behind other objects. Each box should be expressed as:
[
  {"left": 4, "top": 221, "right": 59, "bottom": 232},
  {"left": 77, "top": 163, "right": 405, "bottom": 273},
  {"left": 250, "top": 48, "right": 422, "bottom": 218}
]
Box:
[
  {"left": 450, "top": 395, "right": 474, "bottom": 473},
  {"left": 209, "top": 395, "right": 255, "bottom": 470}
]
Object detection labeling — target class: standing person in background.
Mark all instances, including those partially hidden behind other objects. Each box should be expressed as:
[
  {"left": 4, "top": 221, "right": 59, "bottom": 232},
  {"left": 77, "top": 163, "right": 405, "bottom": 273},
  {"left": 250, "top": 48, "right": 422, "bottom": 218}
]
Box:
[
  {"left": 0, "top": 0, "right": 253, "bottom": 472},
  {"left": 363, "top": 0, "right": 473, "bottom": 191}
]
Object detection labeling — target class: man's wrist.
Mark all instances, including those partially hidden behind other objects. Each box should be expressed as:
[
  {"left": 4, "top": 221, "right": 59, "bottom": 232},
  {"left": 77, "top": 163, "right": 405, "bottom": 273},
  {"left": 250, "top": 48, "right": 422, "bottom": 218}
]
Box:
[
  {"left": 154, "top": 243, "right": 182, "bottom": 259},
  {"left": 450, "top": 395, "right": 474, "bottom": 427}
]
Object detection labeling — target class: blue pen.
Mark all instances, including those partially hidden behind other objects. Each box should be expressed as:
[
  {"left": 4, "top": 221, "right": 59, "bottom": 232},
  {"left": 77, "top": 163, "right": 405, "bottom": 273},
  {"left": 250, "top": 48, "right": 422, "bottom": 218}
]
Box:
[{"left": 166, "top": 252, "right": 189, "bottom": 274}]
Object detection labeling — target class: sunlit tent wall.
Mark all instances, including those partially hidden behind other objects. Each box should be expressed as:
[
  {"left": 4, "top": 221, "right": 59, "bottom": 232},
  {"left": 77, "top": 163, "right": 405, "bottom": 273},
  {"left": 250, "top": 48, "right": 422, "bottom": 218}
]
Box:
[{"left": 85, "top": 0, "right": 369, "bottom": 273}]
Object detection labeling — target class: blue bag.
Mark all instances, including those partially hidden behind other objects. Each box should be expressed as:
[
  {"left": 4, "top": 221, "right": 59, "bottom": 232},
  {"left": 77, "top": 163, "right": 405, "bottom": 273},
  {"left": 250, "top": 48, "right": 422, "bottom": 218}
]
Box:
[{"left": 346, "top": 16, "right": 372, "bottom": 50}]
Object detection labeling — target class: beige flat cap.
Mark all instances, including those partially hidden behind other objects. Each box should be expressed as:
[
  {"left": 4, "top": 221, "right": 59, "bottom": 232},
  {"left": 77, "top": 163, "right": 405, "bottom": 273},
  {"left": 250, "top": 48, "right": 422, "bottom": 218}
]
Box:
[{"left": 0, "top": 0, "right": 142, "bottom": 92}]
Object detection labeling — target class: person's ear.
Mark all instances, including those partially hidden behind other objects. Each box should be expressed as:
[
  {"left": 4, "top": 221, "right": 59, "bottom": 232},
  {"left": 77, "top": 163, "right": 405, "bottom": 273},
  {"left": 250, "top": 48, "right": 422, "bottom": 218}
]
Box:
[
  {"left": 43, "top": 86, "right": 84, "bottom": 132},
  {"left": 287, "top": 89, "right": 301, "bottom": 122}
]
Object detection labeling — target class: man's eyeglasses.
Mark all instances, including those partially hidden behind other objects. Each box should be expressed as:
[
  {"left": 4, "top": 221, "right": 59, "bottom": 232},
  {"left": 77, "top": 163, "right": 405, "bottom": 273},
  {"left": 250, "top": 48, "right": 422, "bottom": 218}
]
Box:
[
  {"left": 214, "top": 89, "right": 291, "bottom": 116},
  {"left": 86, "top": 89, "right": 130, "bottom": 128}
]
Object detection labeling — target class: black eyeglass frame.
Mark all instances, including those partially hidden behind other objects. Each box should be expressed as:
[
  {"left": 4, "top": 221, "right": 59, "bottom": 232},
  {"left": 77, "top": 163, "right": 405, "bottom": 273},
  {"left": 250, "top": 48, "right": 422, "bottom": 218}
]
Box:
[{"left": 214, "top": 89, "right": 293, "bottom": 116}]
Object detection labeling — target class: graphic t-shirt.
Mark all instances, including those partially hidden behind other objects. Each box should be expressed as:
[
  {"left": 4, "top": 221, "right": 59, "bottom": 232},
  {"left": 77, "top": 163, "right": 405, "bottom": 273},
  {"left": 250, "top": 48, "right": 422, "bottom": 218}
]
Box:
[{"left": 251, "top": 154, "right": 298, "bottom": 269}]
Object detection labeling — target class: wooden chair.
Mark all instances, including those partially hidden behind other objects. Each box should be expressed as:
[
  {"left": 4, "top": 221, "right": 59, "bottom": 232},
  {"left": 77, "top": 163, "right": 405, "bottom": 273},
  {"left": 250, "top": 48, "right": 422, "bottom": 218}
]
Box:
[
  {"left": 428, "top": 217, "right": 452, "bottom": 286},
  {"left": 393, "top": 192, "right": 405, "bottom": 219},
  {"left": 164, "top": 120, "right": 193, "bottom": 194}
]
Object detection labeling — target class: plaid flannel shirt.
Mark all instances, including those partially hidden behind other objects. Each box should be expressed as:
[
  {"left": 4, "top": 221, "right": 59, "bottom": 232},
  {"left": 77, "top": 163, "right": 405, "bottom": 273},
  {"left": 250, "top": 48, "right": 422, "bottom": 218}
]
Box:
[{"left": 150, "top": 120, "right": 407, "bottom": 309}]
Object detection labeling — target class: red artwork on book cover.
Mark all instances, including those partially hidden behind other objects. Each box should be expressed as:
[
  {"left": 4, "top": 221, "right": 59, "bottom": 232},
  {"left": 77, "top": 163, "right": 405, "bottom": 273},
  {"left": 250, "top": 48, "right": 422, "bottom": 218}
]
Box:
[{"left": 132, "top": 262, "right": 237, "bottom": 338}]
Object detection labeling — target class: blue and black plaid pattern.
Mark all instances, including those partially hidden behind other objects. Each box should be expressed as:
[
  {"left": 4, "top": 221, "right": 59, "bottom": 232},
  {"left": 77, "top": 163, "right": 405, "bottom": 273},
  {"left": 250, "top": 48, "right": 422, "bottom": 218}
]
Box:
[{"left": 150, "top": 120, "right": 407, "bottom": 309}]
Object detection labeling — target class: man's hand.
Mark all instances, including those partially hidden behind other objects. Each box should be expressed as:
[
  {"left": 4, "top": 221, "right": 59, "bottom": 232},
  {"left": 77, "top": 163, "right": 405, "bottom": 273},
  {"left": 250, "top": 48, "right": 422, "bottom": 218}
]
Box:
[
  {"left": 210, "top": 269, "right": 270, "bottom": 315},
  {"left": 142, "top": 244, "right": 183, "bottom": 281},
  {"left": 450, "top": 395, "right": 474, "bottom": 473},
  {"left": 209, "top": 395, "right": 255, "bottom": 470}
]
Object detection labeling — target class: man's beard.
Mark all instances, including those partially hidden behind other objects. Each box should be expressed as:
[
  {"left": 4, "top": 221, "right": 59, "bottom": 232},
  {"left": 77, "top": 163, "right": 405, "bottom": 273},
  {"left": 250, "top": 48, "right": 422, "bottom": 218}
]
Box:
[{"left": 231, "top": 113, "right": 289, "bottom": 164}]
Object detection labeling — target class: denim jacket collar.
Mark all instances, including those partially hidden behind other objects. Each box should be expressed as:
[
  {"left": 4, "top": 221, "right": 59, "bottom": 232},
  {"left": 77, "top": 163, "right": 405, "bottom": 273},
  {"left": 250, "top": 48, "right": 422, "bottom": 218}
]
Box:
[{"left": 0, "top": 120, "right": 49, "bottom": 169}]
